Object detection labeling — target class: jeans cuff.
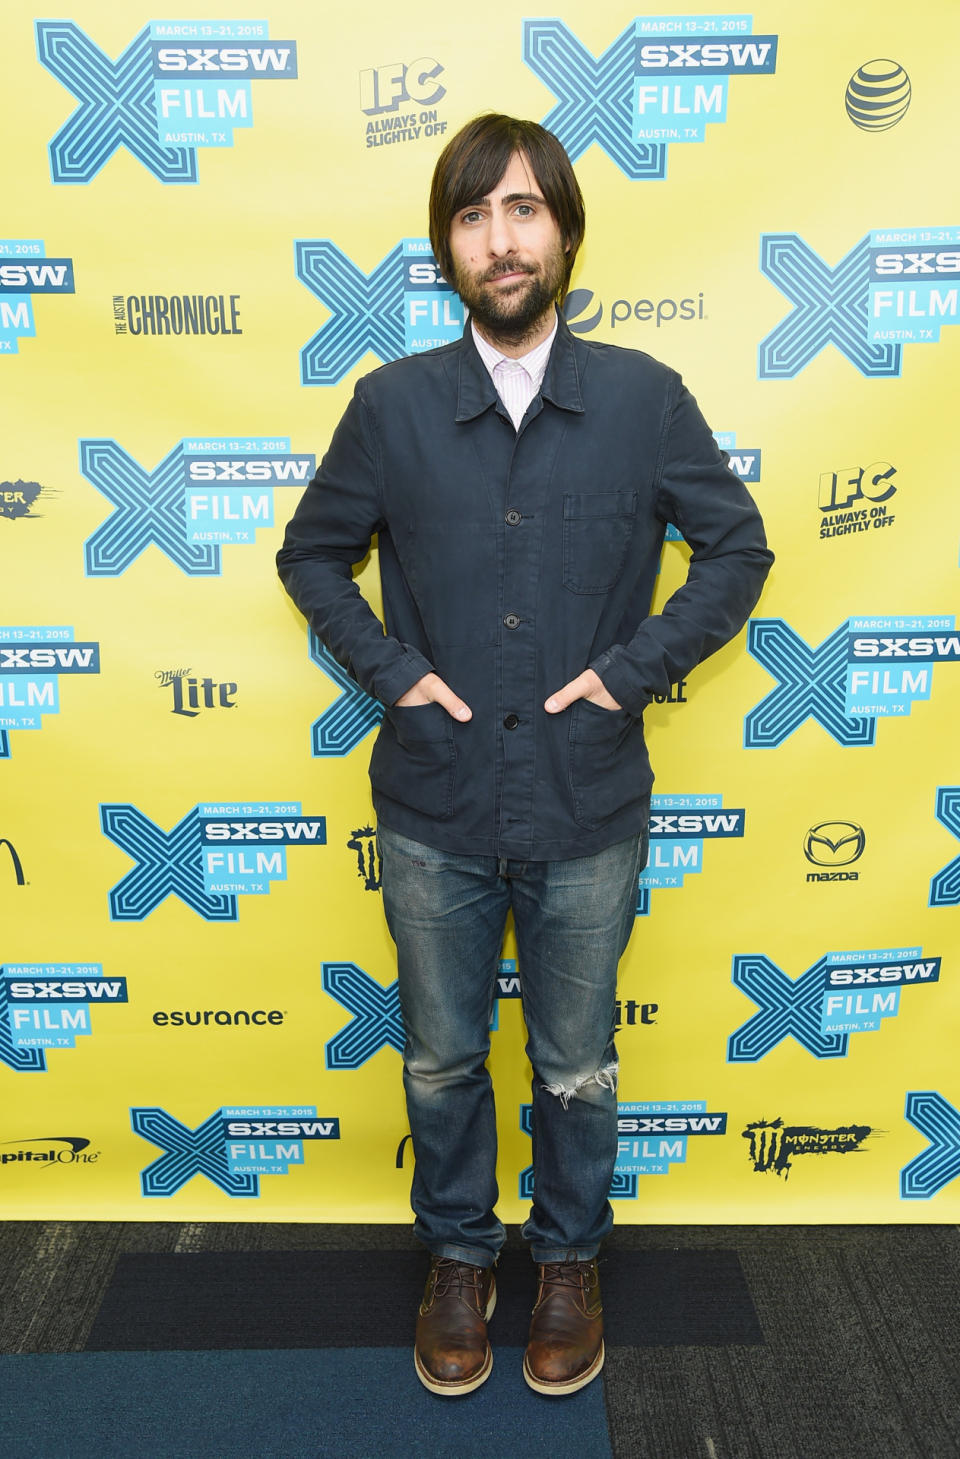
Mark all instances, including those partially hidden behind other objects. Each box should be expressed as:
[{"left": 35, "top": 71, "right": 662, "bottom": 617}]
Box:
[
  {"left": 530, "top": 1244, "right": 601, "bottom": 1264},
  {"left": 428, "top": 1241, "right": 499, "bottom": 1270}
]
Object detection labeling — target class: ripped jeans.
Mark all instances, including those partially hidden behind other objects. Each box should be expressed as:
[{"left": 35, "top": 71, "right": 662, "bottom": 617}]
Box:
[{"left": 378, "top": 824, "right": 644, "bottom": 1267}]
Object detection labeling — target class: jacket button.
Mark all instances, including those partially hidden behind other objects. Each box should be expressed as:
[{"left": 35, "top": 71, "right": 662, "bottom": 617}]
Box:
[
  {"left": 503, "top": 713, "right": 520, "bottom": 730},
  {"left": 505, "top": 509, "right": 522, "bottom": 525},
  {"left": 503, "top": 613, "right": 521, "bottom": 629}
]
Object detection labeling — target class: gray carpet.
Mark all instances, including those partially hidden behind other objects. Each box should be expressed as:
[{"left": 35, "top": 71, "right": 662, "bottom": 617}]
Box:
[{"left": 2, "top": 1221, "right": 959, "bottom": 1458}]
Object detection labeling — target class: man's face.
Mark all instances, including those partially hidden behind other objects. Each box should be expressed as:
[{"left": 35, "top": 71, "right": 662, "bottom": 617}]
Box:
[{"left": 447, "top": 150, "right": 567, "bottom": 347}]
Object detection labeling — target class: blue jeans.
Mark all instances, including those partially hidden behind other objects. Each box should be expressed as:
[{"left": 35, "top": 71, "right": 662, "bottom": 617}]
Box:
[{"left": 378, "top": 824, "right": 644, "bottom": 1267}]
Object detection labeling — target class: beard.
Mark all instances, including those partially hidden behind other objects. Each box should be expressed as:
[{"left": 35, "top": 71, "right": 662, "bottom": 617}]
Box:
[{"left": 454, "top": 242, "right": 566, "bottom": 349}]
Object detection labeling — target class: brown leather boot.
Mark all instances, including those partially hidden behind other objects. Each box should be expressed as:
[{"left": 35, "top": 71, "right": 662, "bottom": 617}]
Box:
[
  {"left": 523, "top": 1258, "right": 604, "bottom": 1395},
  {"left": 414, "top": 1256, "right": 496, "bottom": 1395}
]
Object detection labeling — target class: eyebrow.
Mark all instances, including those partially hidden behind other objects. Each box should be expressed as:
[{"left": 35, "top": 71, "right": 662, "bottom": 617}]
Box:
[{"left": 461, "top": 191, "right": 546, "bottom": 209}]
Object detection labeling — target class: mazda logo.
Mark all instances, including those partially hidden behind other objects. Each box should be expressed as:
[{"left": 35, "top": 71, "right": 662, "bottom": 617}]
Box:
[{"left": 803, "top": 821, "right": 865, "bottom": 866}]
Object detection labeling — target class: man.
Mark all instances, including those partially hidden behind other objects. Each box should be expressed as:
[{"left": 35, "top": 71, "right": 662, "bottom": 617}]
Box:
[{"left": 278, "top": 113, "right": 772, "bottom": 1397}]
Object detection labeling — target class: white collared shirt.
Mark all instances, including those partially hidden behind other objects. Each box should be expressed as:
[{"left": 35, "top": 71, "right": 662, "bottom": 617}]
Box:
[{"left": 472, "top": 317, "right": 558, "bottom": 430}]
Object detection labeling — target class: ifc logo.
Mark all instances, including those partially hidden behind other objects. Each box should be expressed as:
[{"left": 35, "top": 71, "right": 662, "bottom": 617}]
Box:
[{"left": 845, "top": 60, "right": 911, "bottom": 131}]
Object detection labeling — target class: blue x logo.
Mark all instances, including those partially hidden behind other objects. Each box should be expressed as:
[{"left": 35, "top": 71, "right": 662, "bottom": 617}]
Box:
[
  {"left": 901, "top": 1092, "right": 960, "bottom": 1199},
  {"left": 930, "top": 787, "right": 960, "bottom": 908},
  {"left": 745, "top": 620, "right": 876, "bottom": 748},
  {"left": 36, "top": 22, "right": 197, "bottom": 185},
  {"left": 518, "top": 1104, "right": 638, "bottom": 1199},
  {"left": 81, "top": 440, "right": 221, "bottom": 577},
  {"left": 758, "top": 234, "right": 902, "bottom": 379},
  {"left": 523, "top": 21, "right": 665, "bottom": 180},
  {"left": 309, "top": 631, "right": 383, "bottom": 757},
  {"left": 101, "top": 805, "right": 238, "bottom": 922},
  {"left": 728, "top": 955, "right": 848, "bottom": 1061},
  {"left": 323, "top": 962, "right": 403, "bottom": 1069},
  {"left": 0, "top": 731, "right": 8, "bottom": 760},
  {"left": 295, "top": 241, "right": 405, "bottom": 386},
  {"left": 132, "top": 1107, "right": 258, "bottom": 1197},
  {"left": 0, "top": 977, "right": 47, "bottom": 1073}
]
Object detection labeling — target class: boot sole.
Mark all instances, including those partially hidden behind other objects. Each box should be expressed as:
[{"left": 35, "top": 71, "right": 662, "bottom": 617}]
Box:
[
  {"left": 414, "top": 1284, "right": 497, "bottom": 1396},
  {"left": 522, "top": 1338, "right": 604, "bottom": 1396}
]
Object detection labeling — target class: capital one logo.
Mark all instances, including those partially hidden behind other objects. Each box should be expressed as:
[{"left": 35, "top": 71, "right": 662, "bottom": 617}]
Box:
[
  {"left": 523, "top": 17, "right": 776, "bottom": 182},
  {"left": 36, "top": 21, "right": 297, "bottom": 184},
  {"left": 101, "top": 803, "right": 325, "bottom": 921},
  {"left": 758, "top": 230, "right": 960, "bottom": 379}
]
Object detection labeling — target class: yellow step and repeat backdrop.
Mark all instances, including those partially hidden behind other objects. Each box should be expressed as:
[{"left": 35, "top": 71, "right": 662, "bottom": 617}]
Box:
[{"left": 2, "top": 0, "right": 959, "bottom": 1221}]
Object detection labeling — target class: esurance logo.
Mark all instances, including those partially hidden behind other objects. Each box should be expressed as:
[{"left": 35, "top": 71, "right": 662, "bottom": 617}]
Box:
[
  {"left": 81, "top": 435, "right": 313, "bottom": 575},
  {"left": 295, "top": 238, "right": 464, "bottom": 386},
  {"left": 637, "top": 794, "right": 744, "bottom": 916},
  {"left": 0, "top": 627, "right": 99, "bottom": 760},
  {"left": 0, "top": 242, "right": 75, "bottom": 354},
  {"left": 100, "top": 802, "right": 326, "bottom": 921},
  {"left": 519, "top": 1100, "right": 726, "bottom": 1200},
  {"left": 758, "top": 227, "right": 960, "bottom": 379},
  {"left": 745, "top": 615, "right": 957, "bottom": 748},
  {"left": 524, "top": 15, "right": 776, "bottom": 181},
  {"left": 132, "top": 1105, "right": 338, "bottom": 1197},
  {"left": 727, "top": 946, "right": 941, "bottom": 1062},
  {"left": 37, "top": 20, "right": 297, "bottom": 183},
  {"left": 1, "top": 964, "right": 126, "bottom": 1073}
]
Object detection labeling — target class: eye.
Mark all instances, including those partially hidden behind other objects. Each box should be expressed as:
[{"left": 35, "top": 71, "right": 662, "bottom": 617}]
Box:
[
  {"left": 514, "top": 203, "right": 535, "bottom": 218},
  {"left": 459, "top": 209, "right": 483, "bottom": 225}
]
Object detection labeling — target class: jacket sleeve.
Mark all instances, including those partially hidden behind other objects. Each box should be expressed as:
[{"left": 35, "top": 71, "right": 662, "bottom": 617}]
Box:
[
  {"left": 276, "top": 380, "right": 434, "bottom": 707},
  {"left": 588, "top": 379, "right": 774, "bottom": 715}
]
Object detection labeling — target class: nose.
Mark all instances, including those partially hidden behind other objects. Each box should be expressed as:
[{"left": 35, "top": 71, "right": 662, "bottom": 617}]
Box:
[{"left": 486, "top": 206, "right": 517, "bottom": 258}]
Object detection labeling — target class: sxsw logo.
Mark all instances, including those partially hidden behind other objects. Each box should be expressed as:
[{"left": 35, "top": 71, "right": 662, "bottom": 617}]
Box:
[
  {"left": 714, "top": 430, "right": 761, "bottom": 484},
  {"left": 0, "top": 628, "right": 99, "bottom": 759},
  {"left": 295, "top": 238, "right": 464, "bottom": 386},
  {"left": 0, "top": 242, "right": 75, "bottom": 354},
  {"left": 36, "top": 20, "right": 297, "bottom": 183},
  {"left": 308, "top": 631, "right": 383, "bottom": 757},
  {"left": 758, "top": 228, "right": 960, "bottom": 379},
  {"left": 636, "top": 793, "right": 744, "bottom": 917},
  {"left": 524, "top": 16, "right": 776, "bottom": 181},
  {"left": 80, "top": 436, "right": 312, "bottom": 575},
  {"left": 901, "top": 1092, "right": 960, "bottom": 1200},
  {"left": 727, "top": 947, "right": 940, "bottom": 1062},
  {"left": 930, "top": 787, "right": 960, "bottom": 908},
  {"left": 519, "top": 1100, "right": 726, "bottom": 1200},
  {"left": 100, "top": 803, "right": 326, "bottom": 921},
  {"left": 322, "top": 962, "right": 402, "bottom": 1070},
  {"left": 744, "top": 615, "right": 958, "bottom": 748},
  {"left": 132, "top": 1104, "right": 338, "bottom": 1197},
  {"left": 0, "top": 964, "right": 126, "bottom": 1073}
]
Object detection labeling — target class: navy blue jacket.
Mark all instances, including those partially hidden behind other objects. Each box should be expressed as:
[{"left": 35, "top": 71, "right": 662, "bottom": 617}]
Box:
[{"left": 277, "top": 315, "right": 773, "bottom": 860}]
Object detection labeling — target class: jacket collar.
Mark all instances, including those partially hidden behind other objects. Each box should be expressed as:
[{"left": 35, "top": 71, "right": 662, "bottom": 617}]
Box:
[{"left": 454, "top": 308, "right": 585, "bottom": 422}]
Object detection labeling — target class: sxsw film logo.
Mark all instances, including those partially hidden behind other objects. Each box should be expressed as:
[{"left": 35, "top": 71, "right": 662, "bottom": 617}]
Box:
[
  {"left": 295, "top": 238, "right": 464, "bottom": 386},
  {"left": 745, "top": 615, "right": 959, "bottom": 748},
  {"left": 308, "top": 631, "right": 383, "bottom": 758},
  {"left": 714, "top": 430, "right": 761, "bottom": 485},
  {"left": 360, "top": 55, "right": 448, "bottom": 149},
  {"left": 0, "top": 242, "right": 74, "bottom": 354},
  {"left": 132, "top": 1105, "right": 338, "bottom": 1198},
  {"left": 743, "top": 1117, "right": 872, "bottom": 1179},
  {"left": 0, "top": 964, "right": 126, "bottom": 1074},
  {"left": 819, "top": 461, "right": 897, "bottom": 542},
  {"left": 80, "top": 435, "right": 314, "bottom": 575},
  {"left": 727, "top": 946, "right": 941, "bottom": 1062},
  {"left": 100, "top": 802, "right": 326, "bottom": 921},
  {"left": 519, "top": 1100, "right": 726, "bottom": 1200},
  {"left": 36, "top": 19, "right": 297, "bottom": 183},
  {"left": 930, "top": 786, "right": 960, "bottom": 909},
  {"left": 0, "top": 627, "right": 100, "bottom": 761},
  {"left": 901, "top": 1092, "right": 960, "bottom": 1200},
  {"left": 322, "top": 962, "right": 402, "bottom": 1070},
  {"left": 636, "top": 794, "right": 744, "bottom": 917},
  {"left": 758, "top": 227, "right": 960, "bottom": 379},
  {"left": 524, "top": 15, "right": 776, "bottom": 181}
]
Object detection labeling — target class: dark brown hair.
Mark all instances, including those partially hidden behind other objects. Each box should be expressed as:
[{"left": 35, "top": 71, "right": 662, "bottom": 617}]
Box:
[{"left": 428, "top": 114, "right": 585, "bottom": 301}]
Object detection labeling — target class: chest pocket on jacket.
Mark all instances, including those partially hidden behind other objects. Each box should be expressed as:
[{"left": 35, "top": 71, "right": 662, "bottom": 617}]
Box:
[{"left": 562, "top": 491, "right": 638, "bottom": 594}]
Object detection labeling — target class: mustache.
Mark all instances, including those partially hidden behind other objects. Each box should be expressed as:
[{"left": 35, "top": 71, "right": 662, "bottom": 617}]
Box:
[{"left": 482, "top": 258, "right": 537, "bottom": 283}]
